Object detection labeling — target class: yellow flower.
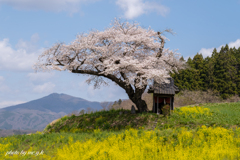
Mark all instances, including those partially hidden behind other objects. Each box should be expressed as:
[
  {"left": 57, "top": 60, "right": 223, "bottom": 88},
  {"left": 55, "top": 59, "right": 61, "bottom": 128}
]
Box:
[
  {"left": 52, "top": 126, "right": 240, "bottom": 160},
  {"left": 174, "top": 106, "right": 212, "bottom": 118}
]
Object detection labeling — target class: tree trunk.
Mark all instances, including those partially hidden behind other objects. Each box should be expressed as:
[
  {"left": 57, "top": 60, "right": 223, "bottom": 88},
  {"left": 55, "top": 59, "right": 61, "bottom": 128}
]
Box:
[
  {"left": 134, "top": 98, "right": 148, "bottom": 112},
  {"left": 129, "top": 94, "right": 148, "bottom": 113},
  {"left": 124, "top": 83, "right": 148, "bottom": 113}
]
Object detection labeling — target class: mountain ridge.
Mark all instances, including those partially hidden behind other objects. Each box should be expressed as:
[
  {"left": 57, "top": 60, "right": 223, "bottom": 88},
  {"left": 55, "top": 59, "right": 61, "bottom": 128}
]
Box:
[{"left": 0, "top": 93, "right": 115, "bottom": 130}]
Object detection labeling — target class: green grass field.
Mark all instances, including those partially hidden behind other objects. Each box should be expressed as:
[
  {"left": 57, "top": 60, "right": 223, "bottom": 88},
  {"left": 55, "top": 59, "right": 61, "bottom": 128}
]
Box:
[{"left": 1, "top": 102, "right": 240, "bottom": 159}]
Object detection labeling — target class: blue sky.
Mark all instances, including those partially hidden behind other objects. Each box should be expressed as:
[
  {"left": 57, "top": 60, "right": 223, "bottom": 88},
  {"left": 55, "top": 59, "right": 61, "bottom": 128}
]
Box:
[{"left": 0, "top": 0, "right": 240, "bottom": 108}]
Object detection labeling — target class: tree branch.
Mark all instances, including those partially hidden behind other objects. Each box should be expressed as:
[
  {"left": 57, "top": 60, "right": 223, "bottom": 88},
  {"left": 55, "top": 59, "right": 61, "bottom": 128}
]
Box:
[
  {"left": 56, "top": 59, "right": 64, "bottom": 66},
  {"left": 76, "top": 59, "right": 86, "bottom": 70},
  {"left": 156, "top": 32, "right": 165, "bottom": 58},
  {"left": 163, "top": 60, "right": 176, "bottom": 68}
]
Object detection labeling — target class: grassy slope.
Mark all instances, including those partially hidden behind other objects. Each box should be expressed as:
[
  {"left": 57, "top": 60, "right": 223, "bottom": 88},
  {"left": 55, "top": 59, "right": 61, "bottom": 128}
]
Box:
[
  {"left": 43, "top": 109, "right": 159, "bottom": 133},
  {"left": 42, "top": 102, "right": 240, "bottom": 133},
  {"left": 1, "top": 102, "right": 240, "bottom": 159}
]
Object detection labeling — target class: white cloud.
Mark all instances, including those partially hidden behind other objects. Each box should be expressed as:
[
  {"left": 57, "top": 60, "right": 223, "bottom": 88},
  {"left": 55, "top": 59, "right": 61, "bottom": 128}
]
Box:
[
  {"left": 15, "top": 33, "right": 40, "bottom": 52},
  {"left": 116, "top": 0, "right": 169, "bottom": 19},
  {"left": 0, "top": 76, "right": 10, "bottom": 92},
  {"left": 27, "top": 72, "right": 55, "bottom": 82},
  {"left": 199, "top": 39, "right": 240, "bottom": 58},
  {"left": 0, "top": 0, "right": 97, "bottom": 14},
  {"left": 0, "top": 101, "right": 26, "bottom": 109},
  {"left": 0, "top": 85, "right": 10, "bottom": 92},
  {"left": 31, "top": 33, "right": 40, "bottom": 43},
  {"left": 198, "top": 48, "right": 215, "bottom": 58},
  {"left": 0, "top": 36, "right": 43, "bottom": 71},
  {"left": 229, "top": 39, "right": 240, "bottom": 49},
  {"left": 33, "top": 82, "right": 55, "bottom": 93}
]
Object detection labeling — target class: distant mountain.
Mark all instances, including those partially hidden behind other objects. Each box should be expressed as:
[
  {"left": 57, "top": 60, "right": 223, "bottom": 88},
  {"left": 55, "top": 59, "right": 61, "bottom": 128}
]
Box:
[{"left": 0, "top": 93, "right": 113, "bottom": 131}]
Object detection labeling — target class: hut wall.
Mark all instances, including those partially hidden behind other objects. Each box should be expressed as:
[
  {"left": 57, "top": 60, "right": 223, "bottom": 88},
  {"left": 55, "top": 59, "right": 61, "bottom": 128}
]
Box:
[{"left": 152, "top": 94, "right": 174, "bottom": 113}]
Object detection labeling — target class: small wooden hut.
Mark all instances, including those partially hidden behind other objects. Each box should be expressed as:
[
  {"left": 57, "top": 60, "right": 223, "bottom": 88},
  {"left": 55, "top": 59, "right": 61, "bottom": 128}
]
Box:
[{"left": 148, "top": 77, "right": 179, "bottom": 114}]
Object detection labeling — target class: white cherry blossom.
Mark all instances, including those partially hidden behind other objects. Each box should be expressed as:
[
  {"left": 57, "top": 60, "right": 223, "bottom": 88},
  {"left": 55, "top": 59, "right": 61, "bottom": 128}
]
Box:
[{"left": 34, "top": 18, "right": 185, "bottom": 112}]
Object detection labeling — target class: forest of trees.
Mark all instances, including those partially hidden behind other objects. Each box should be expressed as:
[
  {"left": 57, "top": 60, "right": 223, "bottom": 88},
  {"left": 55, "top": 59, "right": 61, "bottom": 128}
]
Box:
[{"left": 170, "top": 44, "right": 240, "bottom": 99}]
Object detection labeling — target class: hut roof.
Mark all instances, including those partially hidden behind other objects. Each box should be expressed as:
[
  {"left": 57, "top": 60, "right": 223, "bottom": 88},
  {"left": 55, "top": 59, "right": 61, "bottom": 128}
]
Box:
[{"left": 148, "top": 78, "right": 179, "bottom": 95}]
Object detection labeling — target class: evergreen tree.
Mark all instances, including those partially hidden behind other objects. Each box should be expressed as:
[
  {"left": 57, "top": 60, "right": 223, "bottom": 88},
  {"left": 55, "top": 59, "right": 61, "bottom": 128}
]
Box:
[
  {"left": 171, "top": 45, "right": 240, "bottom": 98},
  {"left": 213, "top": 45, "right": 238, "bottom": 98},
  {"left": 231, "top": 47, "right": 240, "bottom": 95},
  {"left": 191, "top": 53, "right": 206, "bottom": 90},
  {"left": 205, "top": 48, "right": 218, "bottom": 91},
  {"left": 171, "top": 57, "right": 193, "bottom": 90},
  {"left": 170, "top": 56, "right": 186, "bottom": 90},
  {"left": 118, "top": 99, "right": 122, "bottom": 105}
]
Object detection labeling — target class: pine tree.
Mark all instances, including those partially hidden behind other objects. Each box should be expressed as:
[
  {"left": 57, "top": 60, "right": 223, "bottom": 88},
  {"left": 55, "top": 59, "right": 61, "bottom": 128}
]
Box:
[
  {"left": 191, "top": 53, "right": 206, "bottom": 90},
  {"left": 118, "top": 99, "right": 122, "bottom": 105},
  {"left": 171, "top": 45, "right": 240, "bottom": 98},
  {"left": 171, "top": 57, "right": 193, "bottom": 90},
  {"left": 170, "top": 56, "right": 186, "bottom": 90},
  {"left": 214, "top": 45, "right": 238, "bottom": 98},
  {"left": 231, "top": 47, "right": 240, "bottom": 95}
]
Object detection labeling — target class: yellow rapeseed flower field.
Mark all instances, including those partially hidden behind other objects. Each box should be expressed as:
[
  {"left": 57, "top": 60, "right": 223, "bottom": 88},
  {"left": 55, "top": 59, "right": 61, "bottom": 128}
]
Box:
[
  {"left": 49, "top": 106, "right": 240, "bottom": 160},
  {"left": 173, "top": 106, "right": 213, "bottom": 118},
  {"left": 2, "top": 106, "right": 240, "bottom": 160},
  {"left": 51, "top": 126, "right": 240, "bottom": 160}
]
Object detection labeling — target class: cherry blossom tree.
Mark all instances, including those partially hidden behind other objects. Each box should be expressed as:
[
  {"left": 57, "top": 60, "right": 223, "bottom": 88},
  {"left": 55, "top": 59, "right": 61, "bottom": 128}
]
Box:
[{"left": 34, "top": 18, "right": 185, "bottom": 113}]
